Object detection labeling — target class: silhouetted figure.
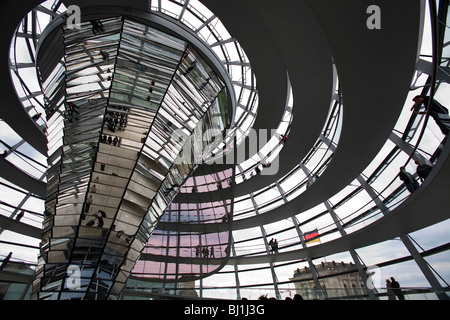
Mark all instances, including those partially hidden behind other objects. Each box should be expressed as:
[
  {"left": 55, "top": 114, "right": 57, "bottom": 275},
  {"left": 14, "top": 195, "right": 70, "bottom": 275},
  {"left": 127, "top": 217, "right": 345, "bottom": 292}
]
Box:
[
  {"left": 180, "top": 51, "right": 189, "bottom": 64},
  {"left": 195, "top": 245, "right": 200, "bottom": 258},
  {"left": 91, "top": 20, "right": 104, "bottom": 34},
  {"left": 15, "top": 211, "right": 24, "bottom": 221},
  {"left": 100, "top": 50, "right": 109, "bottom": 61},
  {"left": 399, "top": 166, "right": 419, "bottom": 193},
  {"left": 269, "top": 238, "right": 278, "bottom": 254},
  {"left": 164, "top": 186, "right": 174, "bottom": 195},
  {"left": 85, "top": 195, "right": 93, "bottom": 213},
  {"left": 272, "top": 239, "right": 279, "bottom": 253},
  {"left": 386, "top": 279, "right": 396, "bottom": 300},
  {"left": 98, "top": 210, "right": 106, "bottom": 218},
  {"left": 415, "top": 160, "right": 432, "bottom": 182},
  {"left": 293, "top": 293, "right": 304, "bottom": 301},
  {"left": 183, "top": 61, "right": 196, "bottom": 76},
  {"left": 199, "top": 77, "right": 210, "bottom": 90},
  {"left": 116, "top": 230, "right": 132, "bottom": 243},
  {"left": 202, "top": 246, "right": 209, "bottom": 258},
  {"left": 86, "top": 216, "right": 96, "bottom": 226},
  {"left": 412, "top": 95, "right": 450, "bottom": 135},
  {"left": 97, "top": 216, "right": 104, "bottom": 228},
  {"left": 390, "top": 277, "right": 405, "bottom": 300}
]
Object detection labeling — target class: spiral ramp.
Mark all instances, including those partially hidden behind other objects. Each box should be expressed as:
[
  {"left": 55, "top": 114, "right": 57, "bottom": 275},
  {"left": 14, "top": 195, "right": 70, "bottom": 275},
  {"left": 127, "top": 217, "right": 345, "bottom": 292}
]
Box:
[{"left": 0, "top": 0, "right": 449, "bottom": 300}]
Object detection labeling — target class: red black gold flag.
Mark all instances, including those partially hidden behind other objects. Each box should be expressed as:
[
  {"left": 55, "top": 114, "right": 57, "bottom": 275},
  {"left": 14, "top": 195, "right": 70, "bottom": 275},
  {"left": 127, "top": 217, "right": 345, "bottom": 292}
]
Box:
[{"left": 304, "top": 229, "right": 320, "bottom": 244}]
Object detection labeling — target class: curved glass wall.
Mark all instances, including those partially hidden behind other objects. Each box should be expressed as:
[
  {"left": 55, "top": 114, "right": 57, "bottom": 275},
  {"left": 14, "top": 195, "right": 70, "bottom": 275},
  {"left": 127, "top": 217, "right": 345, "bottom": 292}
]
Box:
[
  {"left": 129, "top": 0, "right": 450, "bottom": 300},
  {"left": 190, "top": 0, "right": 450, "bottom": 300}
]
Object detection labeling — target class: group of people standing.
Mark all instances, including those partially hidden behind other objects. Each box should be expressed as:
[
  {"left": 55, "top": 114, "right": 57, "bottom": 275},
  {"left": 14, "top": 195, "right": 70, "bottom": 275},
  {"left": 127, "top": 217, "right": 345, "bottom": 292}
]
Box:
[
  {"left": 100, "top": 107, "right": 130, "bottom": 146},
  {"left": 399, "top": 95, "right": 449, "bottom": 193},
  {"left": 105, "top": 108, "right": 128, "bottom": 133},
  {"left": 268, "top": 238, "right": 279, "bottom": 254},
  {"left": 386, "top": 277, "right": 405, "bottom": 300},
  {"left": 399, "top": 160, "right": 433, "bottom": 193},
  {"left": 195, "top": 245, "right": 215, "bottom": 259}
]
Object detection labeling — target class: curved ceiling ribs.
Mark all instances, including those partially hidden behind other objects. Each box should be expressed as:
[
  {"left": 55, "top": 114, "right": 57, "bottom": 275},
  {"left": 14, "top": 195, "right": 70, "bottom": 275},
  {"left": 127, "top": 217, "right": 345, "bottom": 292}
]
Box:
[{"left": 138, "top": 0, "right": 450, "bottom": 300}]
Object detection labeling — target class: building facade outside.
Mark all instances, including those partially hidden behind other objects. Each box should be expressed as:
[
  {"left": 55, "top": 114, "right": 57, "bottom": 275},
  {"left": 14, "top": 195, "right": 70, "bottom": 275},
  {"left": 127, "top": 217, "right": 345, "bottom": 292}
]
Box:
[{"left": 290, "top": 261, "right": 377, "bottom": 300}]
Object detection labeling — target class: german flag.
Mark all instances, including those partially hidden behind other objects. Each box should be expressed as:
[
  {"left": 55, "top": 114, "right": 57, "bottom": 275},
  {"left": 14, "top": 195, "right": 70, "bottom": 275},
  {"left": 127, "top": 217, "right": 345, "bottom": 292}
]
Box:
[{"left": 304, "top": 229, "right": 320, "bottom": 244}]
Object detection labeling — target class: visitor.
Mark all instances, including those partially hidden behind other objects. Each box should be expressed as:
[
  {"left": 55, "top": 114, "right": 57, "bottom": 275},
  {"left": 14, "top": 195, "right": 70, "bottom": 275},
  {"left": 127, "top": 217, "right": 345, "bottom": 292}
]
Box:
[
  {"left": 116, "top": 230, "right": 132, "bottom": 243},
  {"left": 100, "top": 50, "right": 109, "bottom": 61},
  {"left": 85, "top": 195, "right": 93, "bottom": 213},
  {"left": 91, "top": 20, "right": 104, "bottom": 34},
  {"left": 202, "top": 246, "right": 209, "bottom": 258},
  {"left": 411, "top": 95, "right": 449, "bottom": 135},
  {"left": 199, "top": 77, "right": 210, "bottom": 91},
  {"left": 399, "top": 166, "right": 419, "bottom": 193},
  {"left": 390, "top": 277, "right": 405, "bottom": 300},
  {"left": 195, "top": 245, "right": 200, "bottom": 258},
  {"left": 386, "top": 279, "right": 396, "bottom": 300},
  {"left": 183, "top": 61, "right": 196, "bottom": 76},
  {"left": 15, "top": 211, "right": 24, "bottom": 221},
  {"left": 293, "top": 293, "right": 304, "bottom": 301},
  {"left": 272, "top": 238, "right": 279, "bottom": 253},
  {"left": 415, "top": 160, "right": 432, "bottom": 182},
  {"left": 269, "top": 238, "right": 279, "bottom": 254}
]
